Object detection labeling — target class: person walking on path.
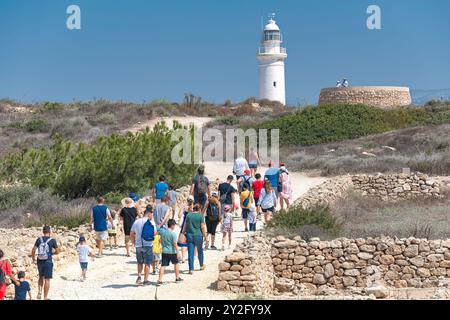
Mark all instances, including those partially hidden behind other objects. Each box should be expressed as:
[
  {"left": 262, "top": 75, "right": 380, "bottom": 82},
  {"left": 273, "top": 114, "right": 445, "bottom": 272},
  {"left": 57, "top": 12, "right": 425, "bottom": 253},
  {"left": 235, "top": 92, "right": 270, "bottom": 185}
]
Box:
[
  {"left": 31, "top": 226, "right": 59, "bottom": 300},
  {"left": 130, "top": 206, "right": 157, "bottom": 286},
  {"left": 158, "top": 219, "right": 183, "bottom": 284},
  {"left": 248, "top": 203, "right": 257, "bottom": 232},
  {"left": 190, "top": 164, "right": 211, "bottom": 207},
  {"left": 0, "top": 249, "right": 12, "bottom": 300},
  {"left": 257, "top": 180, "right": 278, "bottom": 223},
  {"left": 76, "top": 236, "right": 94, "bottom": 281},
  {"left": 264, "top": 161, "right": 281, "bottom": 199},
  {"left": 119, "top": 198, "right": 137, "bottom": 257},
  {"left": 168, "top": 184, "right": 178, "bottom": 220},
  {"left": 239, "top": 184, "right": 254, "bottom": 232},
  {"left": 252, "top": 173, "right": 264, "bottom": 219},
  {"left": 177, "top": 196, "right": 194, "bottom": 263},
  {"left": 233, "top": 153, "right": 249, "bottom": 189},
  {"left": 237, "top": 169, "right": 254, "bottom": 195},
  {"left": 10, "top": 271, "right": 32, "bottom": 300},
  {"left": 154, "top": 196, "right": 172, "bottom": 231},
  {"left": 182, "top": 203, "right": 207, "bottom": 274},
  {"left": 248, "top": 147, "right": 261, "bottom": 177},
  {"left": 90, "top": 196, "right": 114, "bottom": 258},
  {"left": 221, "top": 205, "right": 234, "bottom": 251},
  {"left": 279, "top": 164, "right": 293, "bottom": 211},
  {"left": 204, "top": 192, "right": 221, "bottom": 250},
  {"left": 107, "top": 212, "right": 118, "bottom": 250},
  {"left": 218, "top": 175, "right": 237, "bottom": 217},
  {"left": 153, "top": 175, "right": 169, "bottom": 205}
]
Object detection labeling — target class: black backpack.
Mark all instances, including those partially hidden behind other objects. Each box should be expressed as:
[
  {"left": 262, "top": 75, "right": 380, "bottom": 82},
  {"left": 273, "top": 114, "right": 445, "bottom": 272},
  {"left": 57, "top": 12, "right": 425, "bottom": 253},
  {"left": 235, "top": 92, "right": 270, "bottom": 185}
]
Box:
[
  {"left": 241, "top": 176, "right": 253, "bottom": 192},
  {"left": 0, "top": 261, "right": 6, "bottom": 286},
  {"left": 207, "top": 203, "right": 220, "bottom": 218}
]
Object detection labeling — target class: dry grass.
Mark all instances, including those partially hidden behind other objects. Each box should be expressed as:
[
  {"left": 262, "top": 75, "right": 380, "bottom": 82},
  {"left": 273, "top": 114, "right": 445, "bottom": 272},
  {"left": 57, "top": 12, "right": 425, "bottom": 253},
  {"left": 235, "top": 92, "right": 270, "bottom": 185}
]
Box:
[
  {"left": 282, "top": 124, "right": 450, "bottom": 176},
  {"left": 331, "top": 190, "right": 450, "bottom": 239}
]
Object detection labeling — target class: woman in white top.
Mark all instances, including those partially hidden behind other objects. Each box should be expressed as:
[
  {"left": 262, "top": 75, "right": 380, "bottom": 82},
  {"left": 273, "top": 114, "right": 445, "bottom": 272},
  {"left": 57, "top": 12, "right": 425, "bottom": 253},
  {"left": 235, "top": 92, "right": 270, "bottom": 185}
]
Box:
[
  {"left": 279, "top": 166, "right": 293, "bottom": 211},
  {"left": 257, "top": 180, "right": 278, "bottom": 223}
]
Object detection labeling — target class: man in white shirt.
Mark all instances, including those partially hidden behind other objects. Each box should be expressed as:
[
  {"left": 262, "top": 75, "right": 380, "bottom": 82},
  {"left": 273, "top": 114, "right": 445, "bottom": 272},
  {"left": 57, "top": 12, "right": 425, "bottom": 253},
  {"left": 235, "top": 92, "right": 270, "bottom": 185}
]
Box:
[{"left": 233, "top": 153, "right": 249, "bottom": 190}]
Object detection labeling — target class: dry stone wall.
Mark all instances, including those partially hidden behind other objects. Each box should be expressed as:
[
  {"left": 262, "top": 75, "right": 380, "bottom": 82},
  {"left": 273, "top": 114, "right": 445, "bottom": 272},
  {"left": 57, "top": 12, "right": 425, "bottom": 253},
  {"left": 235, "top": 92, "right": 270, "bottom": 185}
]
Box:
[
  {"left": 318, "top": 86, "right": 412, "bottom": 109},
  {"left": 352, "top": 173, "right": 441, "bottom": 200},
  {"left": 218, "top": 234, "right": 450, "bottom": 297}
]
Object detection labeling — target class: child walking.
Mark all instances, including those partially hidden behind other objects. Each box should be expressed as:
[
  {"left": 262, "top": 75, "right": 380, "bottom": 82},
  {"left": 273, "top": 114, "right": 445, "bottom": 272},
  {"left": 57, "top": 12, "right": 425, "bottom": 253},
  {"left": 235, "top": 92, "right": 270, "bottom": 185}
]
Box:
[
  {"left": 221, "top": 205, "right": 233, "bottom": 251},
  {"left": 158, "top": 219, "right": 183, "bottom": 284},
  {"left": 107, "top": 212, "right": 118, "bottom": 250},
  {"left": 77, "top": 236, "right": 94, "bottom": 281},
  {"left": 248, "top": 203, "right": 257, "bottom": 232},
  {"left": 10, "top": 271, "right": 32, "bottom": 300},
  {"left": 168, "top": 184, "right": 178, "bottom": 220},
  {"left": 152, "top": 233, "right": 162, "bottom": 275}
]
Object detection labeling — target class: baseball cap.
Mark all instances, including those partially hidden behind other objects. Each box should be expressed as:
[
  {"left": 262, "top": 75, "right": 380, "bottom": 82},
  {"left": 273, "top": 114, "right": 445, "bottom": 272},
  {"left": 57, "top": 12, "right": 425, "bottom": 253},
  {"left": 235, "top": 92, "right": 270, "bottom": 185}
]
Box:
[
  {"left": 211, "top": 191, "right": 218, "bottom": 197},
  {"left": 79, "top": 236, "right": 86, "bottom": 242},
  {"left": 188, "top": 195, "right": 195, "bottom": 202},
  {"left": 224, "top": 204, "right": 231, "bottom": 211},
  {"left": 244, "top": 169, "right": 251, "bottom": 175}
]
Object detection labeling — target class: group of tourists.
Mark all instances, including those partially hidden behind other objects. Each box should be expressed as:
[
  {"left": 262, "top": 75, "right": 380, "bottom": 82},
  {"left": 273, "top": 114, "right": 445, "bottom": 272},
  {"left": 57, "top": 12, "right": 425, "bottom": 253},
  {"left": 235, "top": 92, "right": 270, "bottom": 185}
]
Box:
[{"left": 0, "top": 152, "right": 293, "bottom": 300}]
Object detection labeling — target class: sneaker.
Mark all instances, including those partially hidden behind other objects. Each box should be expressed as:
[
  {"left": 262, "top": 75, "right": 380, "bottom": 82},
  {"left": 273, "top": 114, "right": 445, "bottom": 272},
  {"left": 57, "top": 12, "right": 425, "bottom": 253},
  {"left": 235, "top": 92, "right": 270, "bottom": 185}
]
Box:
[
  {"left": 37, "top": 293, "right": 42, "bottom": 300},
  {"left": 136, "top": 276, "right": 143, "bottom": 286},
  {"left": 176, "top": 278, "right": 184, "bottom": 282},
  {"left": 211, "top": 246, "right": 217, "bottom": 250},
  {"left": 143, "top": 281, "right": 151, "bottom": 286},
  {"left": 245, "top": 228, "right": 249, "bottom": 232},
  {"left": 152, "top": 271, "right": 156, "bottom": 275},
  {"left": 157, "top": 280, "right": 164, "bottom": 285}
]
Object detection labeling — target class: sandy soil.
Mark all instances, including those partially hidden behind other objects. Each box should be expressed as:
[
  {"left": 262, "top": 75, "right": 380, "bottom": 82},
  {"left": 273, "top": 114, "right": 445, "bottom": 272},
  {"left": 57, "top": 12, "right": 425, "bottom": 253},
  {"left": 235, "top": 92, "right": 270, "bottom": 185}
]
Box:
[{"left": 48, "top": 162, "right": 327, "bottom": 300}]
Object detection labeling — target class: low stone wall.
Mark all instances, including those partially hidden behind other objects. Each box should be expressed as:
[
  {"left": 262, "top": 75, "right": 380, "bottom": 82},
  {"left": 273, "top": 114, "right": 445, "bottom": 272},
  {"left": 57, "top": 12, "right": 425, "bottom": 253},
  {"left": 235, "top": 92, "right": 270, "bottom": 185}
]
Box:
[
  {"left": 218, "top": 234, "right": 450, "bottom": 297},
  {"left": 352, "top": 173, "right": 440, "bottom": 200},
  {"left": 318, "top": 86, "right": 412, "bottom": 109},
  {"left": 0, "top": 225, "right": 98, "bottom": 299},
  {"left": 293, "top": 176, "right": 353, "bottom": 209}
]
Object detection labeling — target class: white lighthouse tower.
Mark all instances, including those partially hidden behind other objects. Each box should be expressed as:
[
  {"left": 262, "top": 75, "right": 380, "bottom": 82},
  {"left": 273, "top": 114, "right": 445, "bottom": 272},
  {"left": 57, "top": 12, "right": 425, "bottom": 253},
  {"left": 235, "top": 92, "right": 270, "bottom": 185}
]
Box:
[{"left": 257, "top": 14, "right": 287, "bottom": 105}]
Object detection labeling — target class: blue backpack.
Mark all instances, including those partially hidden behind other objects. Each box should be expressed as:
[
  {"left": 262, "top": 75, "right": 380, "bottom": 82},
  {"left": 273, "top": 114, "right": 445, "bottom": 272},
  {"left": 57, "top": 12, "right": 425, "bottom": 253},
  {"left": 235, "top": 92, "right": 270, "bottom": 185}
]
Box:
[{"left": 141, "top": 219, "right": 155, "bottom": 242}]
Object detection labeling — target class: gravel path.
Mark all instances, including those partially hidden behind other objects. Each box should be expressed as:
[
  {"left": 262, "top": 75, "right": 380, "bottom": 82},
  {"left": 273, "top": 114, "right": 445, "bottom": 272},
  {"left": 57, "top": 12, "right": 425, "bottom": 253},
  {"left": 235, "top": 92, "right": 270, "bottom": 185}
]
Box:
[{"left": 48, "top": 162, "right": 327, "bottom": 300}]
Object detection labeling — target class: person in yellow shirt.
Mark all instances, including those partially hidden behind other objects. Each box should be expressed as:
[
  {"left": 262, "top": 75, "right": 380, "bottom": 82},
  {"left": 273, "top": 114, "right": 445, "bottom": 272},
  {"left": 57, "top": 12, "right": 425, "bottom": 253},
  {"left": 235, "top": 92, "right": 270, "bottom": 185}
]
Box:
[
  {"left": 152, "top": 233, "right": 162, "bottom": 275},
  {"left": 239, "top": 184, "right": 254, "bottom": 232}
]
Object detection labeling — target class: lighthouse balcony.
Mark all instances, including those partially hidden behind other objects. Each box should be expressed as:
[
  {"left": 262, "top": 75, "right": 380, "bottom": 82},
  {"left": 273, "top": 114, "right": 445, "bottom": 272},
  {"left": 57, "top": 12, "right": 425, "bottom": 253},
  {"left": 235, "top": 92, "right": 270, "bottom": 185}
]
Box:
[{"left": 257, "top": 47, "right": 287, "bottom": 54}]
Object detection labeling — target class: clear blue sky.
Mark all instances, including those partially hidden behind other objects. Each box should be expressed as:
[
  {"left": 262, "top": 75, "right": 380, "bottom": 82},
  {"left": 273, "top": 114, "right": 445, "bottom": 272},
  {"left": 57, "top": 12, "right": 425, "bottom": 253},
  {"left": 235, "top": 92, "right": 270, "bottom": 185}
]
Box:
[{"left": 1, "top": 0, "right": 449, "bottom": 105}]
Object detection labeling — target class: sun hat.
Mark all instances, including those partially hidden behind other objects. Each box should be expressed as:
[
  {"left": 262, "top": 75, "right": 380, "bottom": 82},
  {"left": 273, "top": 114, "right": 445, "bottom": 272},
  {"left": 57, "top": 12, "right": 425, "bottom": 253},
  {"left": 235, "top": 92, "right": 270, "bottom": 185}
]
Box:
[{"left": 122, "top": 197, "right": 135, "bottom": 208}]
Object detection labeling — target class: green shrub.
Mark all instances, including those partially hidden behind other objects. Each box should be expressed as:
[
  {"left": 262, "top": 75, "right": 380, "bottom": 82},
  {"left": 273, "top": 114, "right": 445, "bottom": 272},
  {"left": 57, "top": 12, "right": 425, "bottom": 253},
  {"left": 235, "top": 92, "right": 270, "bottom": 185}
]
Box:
[
  {"left": 25, "top": 211, "right": 91, "bottom": 230},
  {"left": 23, "top": 119, "right": 50, "bottom": 133},
  {"left": 266, "top": 206, "right": 339, "bottom": 238},
  {"left": 253, "top": 104, "right": 450, "bottom": 146},
  {"left": 0, "top": 184, "right": 37, "bottom": 210},
  {"left": 41, "top": 101, "right": 64, "bottom": 112},
  {"left": 0, "top": 122, "right": 196, "bottom": 199}
]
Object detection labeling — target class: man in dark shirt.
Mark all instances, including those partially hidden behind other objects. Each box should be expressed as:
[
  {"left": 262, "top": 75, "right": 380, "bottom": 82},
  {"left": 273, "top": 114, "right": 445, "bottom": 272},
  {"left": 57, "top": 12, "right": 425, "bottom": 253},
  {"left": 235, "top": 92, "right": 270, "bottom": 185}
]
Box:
[
  {"left": 31, "top": 226, "right": 59, "bottom": 300},
  {"left": 218, "top": 175, "right": 237, "bottom": 216},
  {"left": 190, "top": 165, "right": 211, "bottom": 207}
]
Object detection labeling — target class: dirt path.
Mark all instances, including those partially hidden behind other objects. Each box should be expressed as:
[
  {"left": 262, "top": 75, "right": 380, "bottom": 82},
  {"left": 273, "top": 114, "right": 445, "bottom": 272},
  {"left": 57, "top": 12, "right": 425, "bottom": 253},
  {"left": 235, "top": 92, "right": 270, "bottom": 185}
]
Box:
[{"left": 48, "top": 162, "right": 327, "bottom": 300}]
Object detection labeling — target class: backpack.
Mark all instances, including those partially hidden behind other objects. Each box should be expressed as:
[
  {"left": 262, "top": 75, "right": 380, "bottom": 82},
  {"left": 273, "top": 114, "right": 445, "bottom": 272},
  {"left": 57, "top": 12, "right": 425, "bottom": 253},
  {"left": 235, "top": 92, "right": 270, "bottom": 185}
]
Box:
[
  {"left": 242, "top": 192, "right": 252, "bottom": 208},
  {"left": 220, "top": 184, "right": 232, "bottom": 203},
  {"left": 207, "top": 203, "right": 220, "bottom": 218},
  {"left": 242, "top": 176, "right": 253, "bottom": 192},
  {"left": 141, "top": 219, "right": 155, "bottom": 243},
  {"left": 0, "top": 261, "right": 6, "bottom": 286},
  {"left": 196, "top": 175, "right": 208, "bottom": 194},
  {"left": 37, "top": 237, "right": 52, "bottom": 261}
]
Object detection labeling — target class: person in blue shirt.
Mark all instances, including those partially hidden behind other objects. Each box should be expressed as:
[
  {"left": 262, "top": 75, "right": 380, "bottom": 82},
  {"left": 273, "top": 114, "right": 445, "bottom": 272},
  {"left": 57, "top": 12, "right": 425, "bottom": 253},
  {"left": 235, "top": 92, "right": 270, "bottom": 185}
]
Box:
[
  {"left": 11, "top": 271, "right": 32, "bottom": 300},
  {"left": 89, "top": 197, "right": 114, "bottom": 258},
  {"left": 264, "top": 161, "right": 280, "bottom": 197},
  {"left": 153, "top": 175, "right": 169, "bottom": 204}
]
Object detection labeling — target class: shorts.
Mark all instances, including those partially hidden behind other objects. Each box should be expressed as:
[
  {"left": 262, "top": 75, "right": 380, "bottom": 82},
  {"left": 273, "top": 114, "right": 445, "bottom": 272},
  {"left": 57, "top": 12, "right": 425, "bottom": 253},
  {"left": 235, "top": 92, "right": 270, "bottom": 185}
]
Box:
[
  {"left": 136, "top": 246, "right": 153, "bottom": 265},
  {"left": 0, "top": 285, "right": 6, "bottom": 300},
  {"left": 37, "top": 260, "right": 53, "bottom": 279},
  {"left": 96, "top": 231, "right": 108, "bottom": 241},
  {"left": 262, "top": 206, "right": 275, "bottom": 213},
  {"left": 194, "top": 193, "right": 207, "bottom": 207},
  {"left": 221, "top": 223, "right": 233, "bottom": 233},
  {"left": 236, "top": 175, "right": 243, "bottom": 181},
  {"left": 153, "top": 253, "right": 161, "bottom": 261},
  {"left": 108, "top": 231, "right": 116, "bottom": 237},
  {"left": 242, "top": 208, "right": 250, "bottom": 219},
  {"left": 161, "top": 253, "right": 179, "bottom": 266},
  {"left": 249, "top": 163, "right": 257, "bottom": 169},
  {"left": 80, "top": 262, "right": 88, "bottom": 270},
  {"left": 206, "top": 218, "right": 219, "bottom": 235}
]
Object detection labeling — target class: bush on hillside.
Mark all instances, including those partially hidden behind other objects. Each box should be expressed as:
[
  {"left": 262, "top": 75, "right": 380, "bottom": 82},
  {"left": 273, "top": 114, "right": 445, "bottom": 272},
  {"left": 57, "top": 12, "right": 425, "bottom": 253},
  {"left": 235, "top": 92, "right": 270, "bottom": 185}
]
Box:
[
  {"left": 0, "top": 122, "right": 197, "bottom": 199},
  {"left": 253, "top": 104, "right": 450, "bottom": 146}
]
